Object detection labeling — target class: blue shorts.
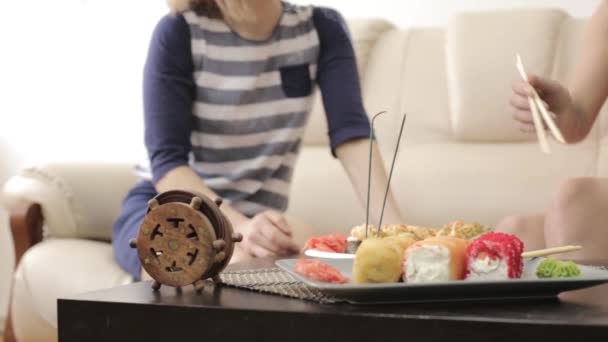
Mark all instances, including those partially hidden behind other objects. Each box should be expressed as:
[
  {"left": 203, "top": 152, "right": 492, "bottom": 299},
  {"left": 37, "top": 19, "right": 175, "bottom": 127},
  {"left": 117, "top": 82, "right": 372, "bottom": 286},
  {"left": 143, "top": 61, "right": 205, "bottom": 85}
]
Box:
[{"left": 112, "top": 180, "right": 158, "bottom": 280}]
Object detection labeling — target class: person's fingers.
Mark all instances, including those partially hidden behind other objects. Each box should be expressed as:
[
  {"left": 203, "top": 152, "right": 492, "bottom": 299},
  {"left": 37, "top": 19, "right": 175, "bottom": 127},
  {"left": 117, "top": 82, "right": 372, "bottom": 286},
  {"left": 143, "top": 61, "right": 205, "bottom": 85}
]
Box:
[
  {"left": 260, "top": 223, "right": 299, "bottom": 253},
  {"left": 514, "top": 109, "right": 549, "bottom": 129},
  {"left": 528, "top": 75, "right": 563, "bottom": 97},
  {"left": 510, "top": 95, "right": 531, "bottom": 110},
  {"left": 248, "top": 219, "right": 283, "bottom": 254},
  {"left": 518, "top": 122, "right": 537, "bottom": 133},
  {"left": 513, "top": 109, "right": 534, "bottom": 125},
  {"left": 263, "top": 210, "right": 292, "bottom": 236},
  {"left": 512, "top": 79, "right": 534, "bottom": 97},
  {"left": 248, "top": 244, "right": 274, "bottom": 258}
]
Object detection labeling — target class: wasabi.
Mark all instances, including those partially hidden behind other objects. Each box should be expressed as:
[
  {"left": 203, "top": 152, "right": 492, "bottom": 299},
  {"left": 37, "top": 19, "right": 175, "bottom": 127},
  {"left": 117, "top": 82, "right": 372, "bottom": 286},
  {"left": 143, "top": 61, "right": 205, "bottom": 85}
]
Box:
[{"left": 536, "top": 259, "right": 581, "bottom": 278}]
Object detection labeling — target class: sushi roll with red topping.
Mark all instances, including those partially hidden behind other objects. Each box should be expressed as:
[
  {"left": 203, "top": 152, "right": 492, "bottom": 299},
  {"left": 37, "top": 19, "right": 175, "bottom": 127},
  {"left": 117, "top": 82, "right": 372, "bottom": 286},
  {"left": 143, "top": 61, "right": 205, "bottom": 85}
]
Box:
[{"left": 465, "top": 232, "right": 524, "bottom": 280}]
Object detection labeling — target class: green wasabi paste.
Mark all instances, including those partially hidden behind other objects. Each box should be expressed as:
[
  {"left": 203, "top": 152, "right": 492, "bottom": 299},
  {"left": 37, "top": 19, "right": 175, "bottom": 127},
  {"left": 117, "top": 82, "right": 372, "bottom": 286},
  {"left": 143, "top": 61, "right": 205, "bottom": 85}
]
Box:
[
  {"left": 554, "top": 261, "right": 582, "bottom": 278},
  {"left": 536, "top": 259, "right": 559, "bottom": 278},
  {"left": 536, "top": 259, "right": 581, "bottom": 278}
]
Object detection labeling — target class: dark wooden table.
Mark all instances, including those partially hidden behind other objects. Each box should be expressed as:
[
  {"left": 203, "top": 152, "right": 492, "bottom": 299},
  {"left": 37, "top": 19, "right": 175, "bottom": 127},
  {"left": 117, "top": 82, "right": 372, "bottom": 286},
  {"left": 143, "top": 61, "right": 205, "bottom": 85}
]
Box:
[{"left": 58, "top": 258, "right": 608, "bottom": 342}]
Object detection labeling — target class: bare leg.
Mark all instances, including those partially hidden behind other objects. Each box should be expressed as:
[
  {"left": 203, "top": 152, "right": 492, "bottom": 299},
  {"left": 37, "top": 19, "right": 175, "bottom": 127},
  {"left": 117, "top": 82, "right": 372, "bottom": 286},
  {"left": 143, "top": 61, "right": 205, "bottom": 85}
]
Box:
[
  {"left": 495, "top": 213, "right": 546, "bottom": 251},
  {"left": 544, "top": 177, "right": 608, "bottom": 260}
]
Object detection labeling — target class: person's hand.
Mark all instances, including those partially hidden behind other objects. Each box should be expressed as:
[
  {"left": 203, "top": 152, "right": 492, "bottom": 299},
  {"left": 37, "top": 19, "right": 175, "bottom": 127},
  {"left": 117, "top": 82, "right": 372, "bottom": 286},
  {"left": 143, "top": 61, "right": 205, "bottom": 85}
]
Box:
[
  {"left": 236, "top": 210, "right": 300, "bottom": 258},
  {"left": 510, "top": 74, "right": 573, "bottom": 133}
]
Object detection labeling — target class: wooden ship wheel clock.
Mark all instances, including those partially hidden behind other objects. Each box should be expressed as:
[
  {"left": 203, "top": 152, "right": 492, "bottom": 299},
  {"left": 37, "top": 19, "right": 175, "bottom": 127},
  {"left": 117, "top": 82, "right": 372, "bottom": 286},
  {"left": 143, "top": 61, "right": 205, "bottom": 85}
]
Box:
[{"left": 129, "top": 190, "right": 242, "bottom": 292}]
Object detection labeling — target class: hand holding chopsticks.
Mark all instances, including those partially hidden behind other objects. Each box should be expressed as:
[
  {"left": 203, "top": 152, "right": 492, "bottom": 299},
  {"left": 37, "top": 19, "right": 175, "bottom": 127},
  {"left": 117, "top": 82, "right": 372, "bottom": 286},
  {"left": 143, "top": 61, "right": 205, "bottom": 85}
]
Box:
[{"left": 515, "top": 54, "right": 566, "bottom": 154}]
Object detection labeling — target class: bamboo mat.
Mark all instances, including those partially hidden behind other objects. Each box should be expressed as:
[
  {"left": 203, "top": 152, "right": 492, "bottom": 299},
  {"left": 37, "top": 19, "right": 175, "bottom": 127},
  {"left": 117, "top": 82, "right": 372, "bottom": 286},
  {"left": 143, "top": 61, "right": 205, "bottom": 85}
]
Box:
[{"left": 219, "top": 267, "right": 343, "bottom": 304}]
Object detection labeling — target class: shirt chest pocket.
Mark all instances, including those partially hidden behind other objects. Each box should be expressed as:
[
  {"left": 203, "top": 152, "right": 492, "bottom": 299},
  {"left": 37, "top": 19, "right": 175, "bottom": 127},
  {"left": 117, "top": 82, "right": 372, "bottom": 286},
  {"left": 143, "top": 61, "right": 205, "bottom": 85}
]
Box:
[{"left": 279, "top": 64, "right": 312, "bottom": 98}]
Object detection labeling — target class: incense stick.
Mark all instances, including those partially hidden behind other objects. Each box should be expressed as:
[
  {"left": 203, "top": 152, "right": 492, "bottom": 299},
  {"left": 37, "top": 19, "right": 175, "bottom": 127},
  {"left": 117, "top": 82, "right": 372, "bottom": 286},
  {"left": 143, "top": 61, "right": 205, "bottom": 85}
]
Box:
[
  {"left": 378, "top": 113, "right": 407, "bottom": 230},
  {"left": 365, "top": 111, "right": 387, "bottom": 239}
]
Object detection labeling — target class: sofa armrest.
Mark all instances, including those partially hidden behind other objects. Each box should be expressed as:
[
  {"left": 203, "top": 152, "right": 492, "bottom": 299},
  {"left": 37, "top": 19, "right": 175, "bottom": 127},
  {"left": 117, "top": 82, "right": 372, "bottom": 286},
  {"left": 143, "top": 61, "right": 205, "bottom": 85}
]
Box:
[
  {"left": 2, "top": 201, "right": 44, "bottom": 342},
  {"left": 9, "top": 202, "right": 43, "bottom": 266},
  {"left": 1, "top": 162, "right": 138, "bottom": 241}
]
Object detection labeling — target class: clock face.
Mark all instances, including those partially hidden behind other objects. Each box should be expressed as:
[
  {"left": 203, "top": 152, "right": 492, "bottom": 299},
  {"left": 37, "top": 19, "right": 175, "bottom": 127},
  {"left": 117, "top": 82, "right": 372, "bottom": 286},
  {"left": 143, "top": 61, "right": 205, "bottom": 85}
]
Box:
[{"left": 137, "top": 202, "right": 216, "bottom": 287}]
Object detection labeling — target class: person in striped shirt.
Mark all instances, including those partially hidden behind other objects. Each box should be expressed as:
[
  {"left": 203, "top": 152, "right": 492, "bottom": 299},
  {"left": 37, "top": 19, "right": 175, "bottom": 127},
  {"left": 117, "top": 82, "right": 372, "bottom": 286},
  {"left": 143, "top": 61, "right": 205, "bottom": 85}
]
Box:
[{"left": 113, "top": 0, "right": 403, "bottom": 280}]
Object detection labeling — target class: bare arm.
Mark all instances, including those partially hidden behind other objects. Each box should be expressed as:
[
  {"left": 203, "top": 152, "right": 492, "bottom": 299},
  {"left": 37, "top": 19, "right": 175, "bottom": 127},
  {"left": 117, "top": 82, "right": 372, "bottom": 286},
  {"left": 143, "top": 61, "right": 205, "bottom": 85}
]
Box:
[
  {"left": 336, "top": 139, "right": 404, "bottom": 226},
  {"left": 561, "top": 0, "right": 608, "bottom": 141},
  {"left": 156, "top": 166, "right": 299, "bottom": 258},
  {"left": 156, "top": 166, "right": 248, "bottom": 226},
  {"left": 511, "top": 1, "right": 608, "bottom": 143}
]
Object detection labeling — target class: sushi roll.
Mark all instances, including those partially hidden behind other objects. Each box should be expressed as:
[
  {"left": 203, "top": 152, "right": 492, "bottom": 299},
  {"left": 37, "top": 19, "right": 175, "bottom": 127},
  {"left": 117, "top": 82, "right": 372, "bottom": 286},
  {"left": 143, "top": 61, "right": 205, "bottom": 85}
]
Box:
[
  {"left": 381, "top": 224, "right": 437, "bottom": 240},
  {"left": 404, "top": 236, "right": 469, "bottom": 283},
  {"left": 465, "top": 232, "right": 524, "bottom": 280},
  {"left": 353, "top": 237, "right": 415, "bottom": 284},
  {"left": 436, "top": 221, "right": 492, "bottom": 240},
  {"left": 350, "top": 224, "right": 378, "bottom": 240}
]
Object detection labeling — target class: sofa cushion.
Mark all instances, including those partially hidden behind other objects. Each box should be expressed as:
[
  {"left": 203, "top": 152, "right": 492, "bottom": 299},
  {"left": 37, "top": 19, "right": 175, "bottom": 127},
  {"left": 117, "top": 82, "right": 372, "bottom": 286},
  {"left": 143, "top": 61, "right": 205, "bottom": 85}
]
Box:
[
  {"left": 447, "top": 9, "right": 568, "bottom": 142},
  {"left": 389, "top": 141, "right": 597, "bottom": 228},
  {"left": 11, "top": 238, "right": 132, "bottom": 340},
  {"left": 363, "top": 27, "right": 453, "bottom": 156},
  {"left": 303, "top": 19, "right": 395, "bottom": 147}
]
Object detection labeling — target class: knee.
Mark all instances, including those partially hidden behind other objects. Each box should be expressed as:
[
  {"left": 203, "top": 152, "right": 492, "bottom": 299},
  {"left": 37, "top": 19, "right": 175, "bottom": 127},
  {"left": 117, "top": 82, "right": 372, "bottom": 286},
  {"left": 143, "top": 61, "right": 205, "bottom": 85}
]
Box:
[
  {"left": 551, "top": 177, "right": 597, "bottom": 215},
  {"left": 545, "top": 178, "right": 600, "bottom": 244}
]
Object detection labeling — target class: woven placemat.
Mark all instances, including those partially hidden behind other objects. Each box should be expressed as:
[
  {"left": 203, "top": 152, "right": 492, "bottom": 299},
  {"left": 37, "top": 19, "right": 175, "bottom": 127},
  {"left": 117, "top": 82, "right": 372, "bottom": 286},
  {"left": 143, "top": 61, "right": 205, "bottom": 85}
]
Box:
[{"left": 219, "top": 268, "right": 344, "bottom": 304}]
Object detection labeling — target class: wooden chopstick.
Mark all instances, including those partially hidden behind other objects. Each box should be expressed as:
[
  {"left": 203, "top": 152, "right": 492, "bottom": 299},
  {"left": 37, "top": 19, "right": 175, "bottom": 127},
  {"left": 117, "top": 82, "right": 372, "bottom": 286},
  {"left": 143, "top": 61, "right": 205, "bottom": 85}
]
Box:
[
  {"left": 515, "top": 54, "right": 566, "bottom": 152},
  {"left": 528, "top": 95, "right": 551, "bottom": 154},
  {"left": 522, "top": 245, "right": 582, "bottom": 258},
  {"left": 535, "top": 96, "right": 566, "bottom": 144},
  {"left": 516, "top": 55, "right": 550, "bottom": 154}
]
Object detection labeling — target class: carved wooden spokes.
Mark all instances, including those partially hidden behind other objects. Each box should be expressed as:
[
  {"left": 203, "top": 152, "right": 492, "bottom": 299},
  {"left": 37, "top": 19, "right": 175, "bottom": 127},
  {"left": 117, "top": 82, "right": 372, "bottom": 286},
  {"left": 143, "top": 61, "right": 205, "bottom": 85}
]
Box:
[
  {"left": 130, "top": 191, "right": 243, "bottom": 292},
  {"left": 135, "top": 201, "right": 222, "bottom": 287}
]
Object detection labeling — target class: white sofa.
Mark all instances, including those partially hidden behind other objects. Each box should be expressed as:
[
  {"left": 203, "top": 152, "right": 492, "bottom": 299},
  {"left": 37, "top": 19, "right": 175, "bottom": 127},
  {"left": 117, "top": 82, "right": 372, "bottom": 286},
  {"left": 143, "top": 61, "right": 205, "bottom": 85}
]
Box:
[
  {"left": 0, "top": 137, "right": 21, "bottom": 336},
  {"left": 3, "top": 8, "right": 608, "bottom": 342}
]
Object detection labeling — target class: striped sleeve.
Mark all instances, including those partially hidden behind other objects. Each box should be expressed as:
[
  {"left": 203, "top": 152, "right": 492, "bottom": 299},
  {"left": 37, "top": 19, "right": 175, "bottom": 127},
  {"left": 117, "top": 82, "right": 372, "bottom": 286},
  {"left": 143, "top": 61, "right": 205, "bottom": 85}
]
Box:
[
  {"left": 313, "top": 7, "right": 371, "bottom": 156},
  {"left": 144, "top": 14, "right": 195, "bottom": 184}
]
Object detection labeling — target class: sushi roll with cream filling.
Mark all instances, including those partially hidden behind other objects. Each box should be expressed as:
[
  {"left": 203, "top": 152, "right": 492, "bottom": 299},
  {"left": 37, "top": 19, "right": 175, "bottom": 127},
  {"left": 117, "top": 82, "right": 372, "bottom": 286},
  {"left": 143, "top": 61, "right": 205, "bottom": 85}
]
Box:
[{"left": 404, "top": 236, "right": 469, "bottom": 283}]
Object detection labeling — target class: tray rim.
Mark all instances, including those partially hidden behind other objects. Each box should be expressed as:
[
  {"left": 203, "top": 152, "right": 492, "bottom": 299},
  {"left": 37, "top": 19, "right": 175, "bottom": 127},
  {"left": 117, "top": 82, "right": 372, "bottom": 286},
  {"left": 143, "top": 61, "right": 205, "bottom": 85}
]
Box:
[{"left": 275, "top": 258, "right": 608, "bottom": 291}]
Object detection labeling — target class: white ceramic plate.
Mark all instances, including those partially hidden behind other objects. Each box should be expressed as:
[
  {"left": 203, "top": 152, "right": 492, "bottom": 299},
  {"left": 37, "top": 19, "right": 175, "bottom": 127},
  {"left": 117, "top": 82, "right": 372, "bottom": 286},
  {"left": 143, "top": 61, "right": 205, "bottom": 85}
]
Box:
[
  {"left": 304, "top": 249, "right": 355, "bottom": 259},
  {"left": 275, "top": 258, "right": 608, "bottom": 304}
]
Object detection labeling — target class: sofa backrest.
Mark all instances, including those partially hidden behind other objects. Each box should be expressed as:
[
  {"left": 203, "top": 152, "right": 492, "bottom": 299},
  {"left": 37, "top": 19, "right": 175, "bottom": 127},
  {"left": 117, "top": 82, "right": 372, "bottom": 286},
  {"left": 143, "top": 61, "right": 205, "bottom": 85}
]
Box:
[
  {"left": 302, "top": 19, "right": 395, "bottom": 147},
  {"left": 289, "top": 8, "right": 608, "bottom": 233},
  {"left": 307, "top": 9, "right": 608, "bottom": 153}
]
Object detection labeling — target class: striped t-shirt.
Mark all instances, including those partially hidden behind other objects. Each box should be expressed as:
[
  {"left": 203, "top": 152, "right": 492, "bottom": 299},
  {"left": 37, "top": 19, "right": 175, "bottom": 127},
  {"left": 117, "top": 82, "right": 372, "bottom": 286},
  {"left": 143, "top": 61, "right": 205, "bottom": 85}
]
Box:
[{"left": 143, "top": 3, "right": 370, "bottom": 216}]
